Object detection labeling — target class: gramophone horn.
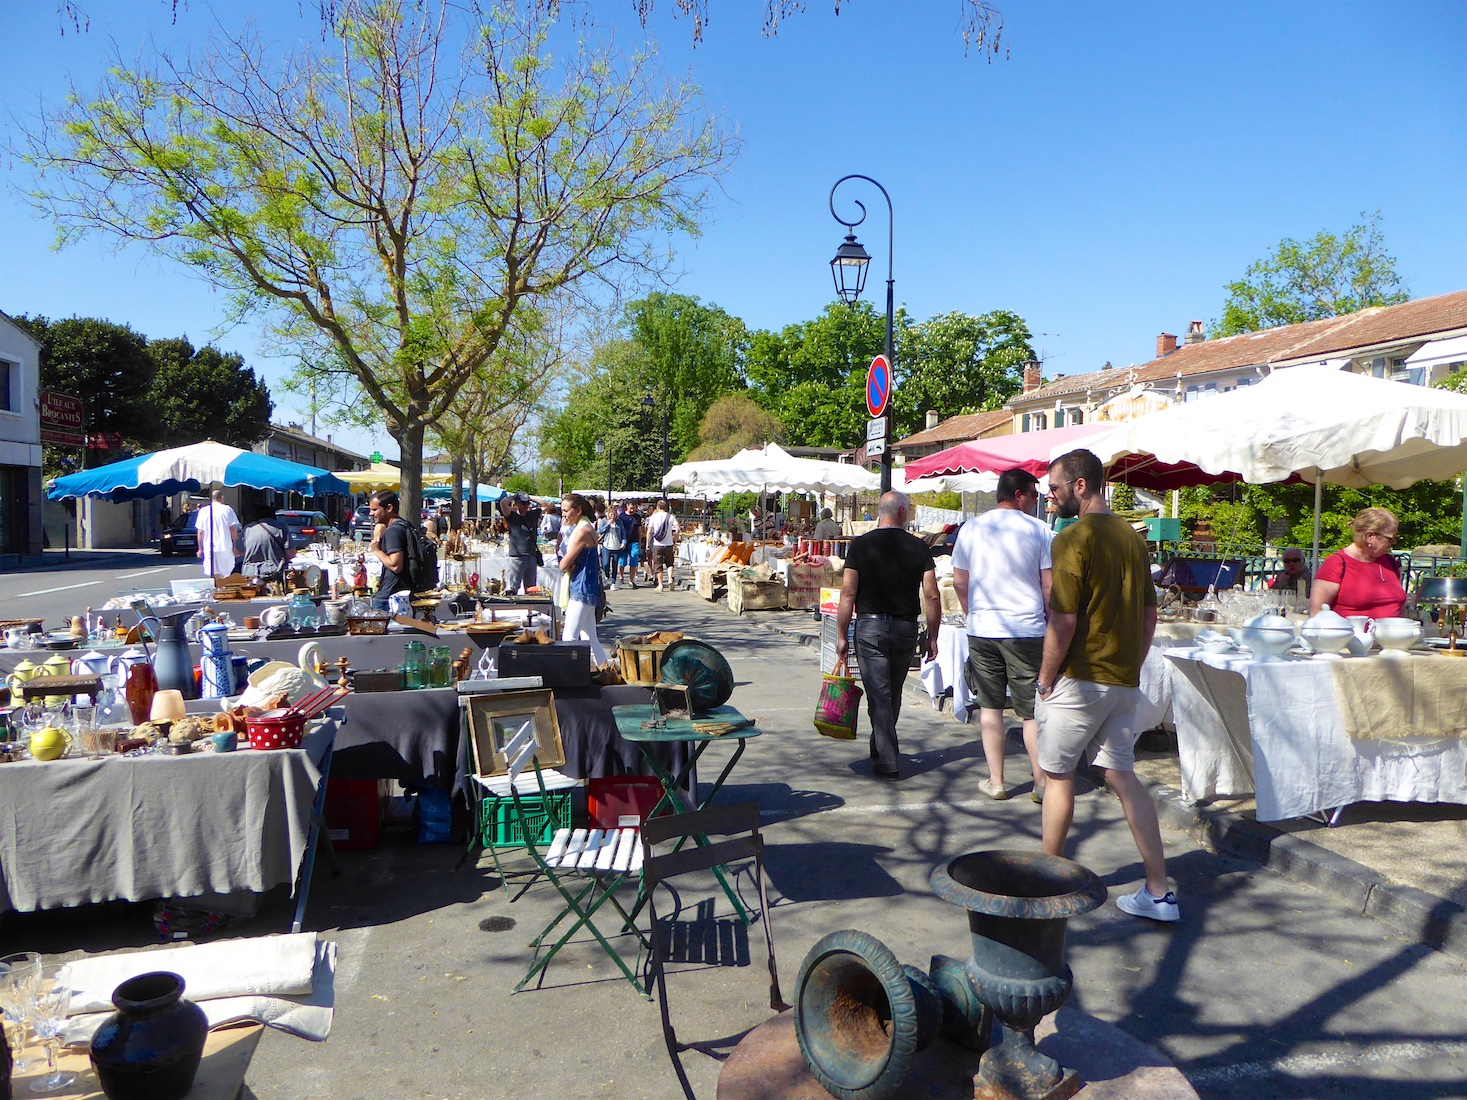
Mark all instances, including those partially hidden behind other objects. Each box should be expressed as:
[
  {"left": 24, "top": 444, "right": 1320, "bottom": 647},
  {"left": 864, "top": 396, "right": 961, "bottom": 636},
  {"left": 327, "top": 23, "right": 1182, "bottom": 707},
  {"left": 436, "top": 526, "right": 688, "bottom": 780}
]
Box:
[{"left": 793, "top": 929, "right": 941, "bottom": 1100}]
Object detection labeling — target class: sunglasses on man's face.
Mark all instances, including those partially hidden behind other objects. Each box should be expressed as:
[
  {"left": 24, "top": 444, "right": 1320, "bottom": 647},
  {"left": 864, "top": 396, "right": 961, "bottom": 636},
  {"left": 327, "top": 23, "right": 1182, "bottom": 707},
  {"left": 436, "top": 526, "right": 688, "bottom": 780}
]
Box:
[{"left": 1283, "top": 557, "right": 1303, "bottom": 564}]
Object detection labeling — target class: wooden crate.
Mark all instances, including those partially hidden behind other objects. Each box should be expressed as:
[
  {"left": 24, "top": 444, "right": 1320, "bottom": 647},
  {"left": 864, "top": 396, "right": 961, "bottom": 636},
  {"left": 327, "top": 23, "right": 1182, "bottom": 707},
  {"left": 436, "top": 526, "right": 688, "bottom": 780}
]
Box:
[{"left": 617, "top": 637, "right": 672, "bottom": 686}]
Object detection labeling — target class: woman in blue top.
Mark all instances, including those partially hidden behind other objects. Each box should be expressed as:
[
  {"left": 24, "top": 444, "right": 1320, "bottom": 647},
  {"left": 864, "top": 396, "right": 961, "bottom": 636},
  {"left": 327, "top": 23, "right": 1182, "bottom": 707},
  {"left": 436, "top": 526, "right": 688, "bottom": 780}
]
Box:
[{"left": 558, "top": 494, "right": 607, "bottom": 665}]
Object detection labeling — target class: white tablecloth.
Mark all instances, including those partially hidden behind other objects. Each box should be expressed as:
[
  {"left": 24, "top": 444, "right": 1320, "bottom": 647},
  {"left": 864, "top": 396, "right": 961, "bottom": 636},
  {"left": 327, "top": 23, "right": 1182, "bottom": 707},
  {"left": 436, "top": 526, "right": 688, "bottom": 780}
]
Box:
[
  {"left": 919, "top": 625, "right": 977, "bottom": 721},
  {"left": 1162, "top": 648, "right": 1467, "bottom": 821}
]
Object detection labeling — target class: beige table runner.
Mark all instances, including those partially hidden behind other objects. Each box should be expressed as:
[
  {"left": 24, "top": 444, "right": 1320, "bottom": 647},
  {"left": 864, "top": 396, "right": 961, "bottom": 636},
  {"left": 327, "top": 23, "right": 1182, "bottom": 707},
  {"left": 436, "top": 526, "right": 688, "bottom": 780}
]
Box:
[{"left": 1331, "top": 653, "right": 1467, "bottom": 740}]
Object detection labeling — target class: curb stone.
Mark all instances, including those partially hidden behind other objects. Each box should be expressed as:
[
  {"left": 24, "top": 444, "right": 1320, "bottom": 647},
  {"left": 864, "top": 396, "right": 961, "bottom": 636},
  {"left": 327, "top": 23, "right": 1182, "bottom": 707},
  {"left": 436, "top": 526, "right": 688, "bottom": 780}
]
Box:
[{"left": 1142, "top": 775, "right": 1467, "bottom": 965}]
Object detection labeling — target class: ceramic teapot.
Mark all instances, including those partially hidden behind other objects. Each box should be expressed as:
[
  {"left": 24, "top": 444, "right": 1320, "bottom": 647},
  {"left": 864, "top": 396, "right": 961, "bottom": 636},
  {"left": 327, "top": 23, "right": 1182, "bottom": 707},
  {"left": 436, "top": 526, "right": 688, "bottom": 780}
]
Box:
[
  {"left": 260, "top": 604, "right": 290, "bottom": 630},
  {"left": 108, "top": 648, "right": 150, "bottom": 680},
  {"left": 72, "top": 650, "right": 112, "bottom": 677}
]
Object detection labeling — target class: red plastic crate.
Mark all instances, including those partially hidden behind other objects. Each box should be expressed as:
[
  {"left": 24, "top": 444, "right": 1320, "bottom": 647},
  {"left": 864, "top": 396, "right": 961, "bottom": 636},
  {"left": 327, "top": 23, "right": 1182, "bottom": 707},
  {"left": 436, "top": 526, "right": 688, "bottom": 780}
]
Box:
[
  {"left": 587, "top": 776, "right": 664, "bottom": 830},
  {"left": 324, "top": 778, "right": 381, "bottom": 850}
]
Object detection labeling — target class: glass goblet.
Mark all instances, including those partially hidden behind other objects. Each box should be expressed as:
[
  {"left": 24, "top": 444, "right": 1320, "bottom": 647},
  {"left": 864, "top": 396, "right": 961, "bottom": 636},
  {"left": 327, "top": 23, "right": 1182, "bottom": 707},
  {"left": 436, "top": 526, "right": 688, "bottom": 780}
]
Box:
[
  {"left": 0, "top": 952, "right": 44, "bottom": 1073},
  {"left": 24, "top": 963, "right": 76, "bottom": 1093}
]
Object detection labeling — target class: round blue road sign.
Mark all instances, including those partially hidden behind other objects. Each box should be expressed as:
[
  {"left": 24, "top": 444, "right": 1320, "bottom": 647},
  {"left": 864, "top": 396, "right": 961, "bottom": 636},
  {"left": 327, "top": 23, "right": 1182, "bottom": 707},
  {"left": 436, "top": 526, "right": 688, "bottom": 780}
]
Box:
[{"left": 866, "top": 355, "right": 891, "bottom": 419}]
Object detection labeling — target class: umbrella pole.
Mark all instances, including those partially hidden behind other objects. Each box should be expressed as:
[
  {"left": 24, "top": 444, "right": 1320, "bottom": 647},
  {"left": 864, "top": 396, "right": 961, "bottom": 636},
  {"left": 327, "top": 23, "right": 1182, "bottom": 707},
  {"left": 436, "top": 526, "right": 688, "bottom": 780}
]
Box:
[{"left": 1311, "top": 473, "right": 1324, "bottom": 568}]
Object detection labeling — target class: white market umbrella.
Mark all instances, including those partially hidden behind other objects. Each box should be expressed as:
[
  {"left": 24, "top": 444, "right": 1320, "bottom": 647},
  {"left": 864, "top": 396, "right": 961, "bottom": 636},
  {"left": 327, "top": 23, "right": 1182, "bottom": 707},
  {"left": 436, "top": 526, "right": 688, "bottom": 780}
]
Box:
[
  {"left": 1072, "top": 364, "right": 1467, "bottom": 557},
  {"left": 664, "top": 442, "right": 878, "bottom": 496}
]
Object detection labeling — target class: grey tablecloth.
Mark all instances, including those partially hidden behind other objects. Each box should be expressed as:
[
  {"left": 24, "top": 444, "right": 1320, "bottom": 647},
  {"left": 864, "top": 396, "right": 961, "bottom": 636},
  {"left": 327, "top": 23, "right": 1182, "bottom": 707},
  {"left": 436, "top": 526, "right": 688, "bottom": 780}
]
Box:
[
  {"left": 324, "top": 684, "right": 686, "bottom": 796},
  {"left": 0, "top": 723, "right": 332, "bottom": 914}
]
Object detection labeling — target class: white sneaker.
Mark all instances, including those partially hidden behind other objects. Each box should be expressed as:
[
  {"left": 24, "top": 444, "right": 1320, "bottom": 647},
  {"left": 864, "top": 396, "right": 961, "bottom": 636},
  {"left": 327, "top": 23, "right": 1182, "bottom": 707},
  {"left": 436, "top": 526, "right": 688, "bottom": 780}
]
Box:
[
  {"left": 1116, "top": 886, "right": 1180, "bottom": 923},
  {"left": 978, "top": 778, "right": 1008, "bottom": 801},
  {"left": 608, "top": 583, "right": 616, "bottom": 591}
]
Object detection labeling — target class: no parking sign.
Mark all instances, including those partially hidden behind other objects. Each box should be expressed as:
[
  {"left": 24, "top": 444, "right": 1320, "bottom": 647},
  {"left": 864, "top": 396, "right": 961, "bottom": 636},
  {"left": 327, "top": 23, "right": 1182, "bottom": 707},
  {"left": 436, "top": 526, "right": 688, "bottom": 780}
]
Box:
[{"left": 866, "top": 355, "right": 891, "bottom": 419}]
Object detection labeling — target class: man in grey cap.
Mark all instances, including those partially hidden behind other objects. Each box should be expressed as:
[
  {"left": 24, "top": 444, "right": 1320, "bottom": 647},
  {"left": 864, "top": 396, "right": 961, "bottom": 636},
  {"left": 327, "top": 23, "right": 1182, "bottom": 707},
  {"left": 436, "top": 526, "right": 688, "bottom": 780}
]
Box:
[{"left": 496, "top": 492, "right": 543, "bottom": 594}]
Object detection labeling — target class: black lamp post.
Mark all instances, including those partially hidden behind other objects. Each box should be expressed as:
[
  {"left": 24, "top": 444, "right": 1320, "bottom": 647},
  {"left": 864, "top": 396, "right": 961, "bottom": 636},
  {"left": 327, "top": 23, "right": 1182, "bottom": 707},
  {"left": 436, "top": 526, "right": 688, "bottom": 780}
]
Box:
[
  {"left": 642, "top": 390, "right": 669, "bottom": 494},
  {"left": 829, "top": 173, "right": 894, "bottom": 493}
]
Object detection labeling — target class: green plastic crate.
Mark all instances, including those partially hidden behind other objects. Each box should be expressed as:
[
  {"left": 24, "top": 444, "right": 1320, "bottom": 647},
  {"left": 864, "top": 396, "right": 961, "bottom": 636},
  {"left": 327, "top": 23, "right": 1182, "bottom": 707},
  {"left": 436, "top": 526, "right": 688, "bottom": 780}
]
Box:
[{"left": 479, "top": 789, "right": 573, "bottom": 849}]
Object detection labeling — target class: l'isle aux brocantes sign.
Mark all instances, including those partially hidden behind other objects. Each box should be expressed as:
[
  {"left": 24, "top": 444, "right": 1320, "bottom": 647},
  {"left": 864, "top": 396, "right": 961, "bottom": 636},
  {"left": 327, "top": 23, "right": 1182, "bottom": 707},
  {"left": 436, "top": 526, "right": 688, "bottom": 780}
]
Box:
[{"left": 38, "top": 390, "right": 85, "bottom": 448}]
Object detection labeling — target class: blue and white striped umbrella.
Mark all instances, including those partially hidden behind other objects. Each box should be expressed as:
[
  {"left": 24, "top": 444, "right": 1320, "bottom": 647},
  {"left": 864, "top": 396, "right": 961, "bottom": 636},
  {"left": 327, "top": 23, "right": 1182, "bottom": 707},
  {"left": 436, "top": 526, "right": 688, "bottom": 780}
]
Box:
[{"left": 46, "top": 441, "right": 352, "bottom": 501}]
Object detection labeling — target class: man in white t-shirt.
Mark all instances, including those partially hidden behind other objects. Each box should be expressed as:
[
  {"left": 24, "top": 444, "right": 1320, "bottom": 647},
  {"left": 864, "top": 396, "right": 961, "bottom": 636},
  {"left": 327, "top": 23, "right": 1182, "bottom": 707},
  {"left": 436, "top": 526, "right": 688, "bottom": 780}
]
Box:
[
  {"left": 950, "top": 468, "right": 1053, "bottom": 803},
  {"left": 194, "top": 488, "right": 241, "bottom": 578},
  {"left": 645, "top": 498, "right": 680, "bottom": 591}
]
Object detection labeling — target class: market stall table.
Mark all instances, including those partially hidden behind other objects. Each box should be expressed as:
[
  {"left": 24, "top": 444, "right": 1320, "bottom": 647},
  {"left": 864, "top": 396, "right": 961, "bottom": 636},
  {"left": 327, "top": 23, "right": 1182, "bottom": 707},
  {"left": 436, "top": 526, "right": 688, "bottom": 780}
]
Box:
[
  {"left": 0, "top": 722, "right": 334, "bottom": 914},
  {"left": 1163, "top": 647, "right": 1467, "bottom": 822},
  {"left": 614, "top": 703, "right": 760, "bottom": 923}
]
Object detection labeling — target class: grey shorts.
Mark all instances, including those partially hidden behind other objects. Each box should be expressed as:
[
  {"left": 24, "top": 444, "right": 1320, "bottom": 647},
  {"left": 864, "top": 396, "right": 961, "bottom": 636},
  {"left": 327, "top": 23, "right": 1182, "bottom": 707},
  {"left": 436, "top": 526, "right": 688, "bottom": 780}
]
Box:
[
  {"left": 1036, "top": 677, "right": 1148, "bottom": 775},
  {"left": 966, "top": 636, "right": 1044, "bottom": 719}
]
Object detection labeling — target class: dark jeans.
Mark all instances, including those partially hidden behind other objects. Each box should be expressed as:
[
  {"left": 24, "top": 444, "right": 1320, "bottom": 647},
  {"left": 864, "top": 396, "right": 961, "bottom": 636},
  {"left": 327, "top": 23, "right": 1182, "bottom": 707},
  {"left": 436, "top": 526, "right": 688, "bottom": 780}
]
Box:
[{"left": 854, "top": 616, "right": 920, "bottom": 771}]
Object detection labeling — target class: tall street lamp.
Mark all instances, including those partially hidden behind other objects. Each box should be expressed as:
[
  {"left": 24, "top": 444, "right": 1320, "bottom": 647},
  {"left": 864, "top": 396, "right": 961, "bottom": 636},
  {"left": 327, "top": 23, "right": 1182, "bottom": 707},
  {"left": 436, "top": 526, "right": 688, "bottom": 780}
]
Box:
[
  {"left": 829, "top": 173, "right": 894, "bottom": 493},
  {"left": 642, "top": 390, "right": 669, "bottom": 493}
]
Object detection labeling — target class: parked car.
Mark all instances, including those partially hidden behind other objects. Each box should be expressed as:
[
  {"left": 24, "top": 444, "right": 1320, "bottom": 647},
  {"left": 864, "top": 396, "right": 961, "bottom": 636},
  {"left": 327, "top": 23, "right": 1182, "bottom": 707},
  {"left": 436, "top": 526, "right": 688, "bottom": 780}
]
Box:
[
  {"left": 275, "top": 510, "right": 341, "bottom": 550},
  {"left": 348, "top": 505, "right": 376, "bottom": 542},
  {"left": 159, "top": 514, "right": 199, "bottom": 557}
]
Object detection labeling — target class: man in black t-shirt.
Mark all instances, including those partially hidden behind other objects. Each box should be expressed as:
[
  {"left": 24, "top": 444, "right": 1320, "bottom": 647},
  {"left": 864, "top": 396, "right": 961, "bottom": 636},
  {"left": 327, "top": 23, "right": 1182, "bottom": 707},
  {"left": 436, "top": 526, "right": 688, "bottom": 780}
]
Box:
[
  {"left": 835, "top": 491, "right": 941, "bottom": 780},
  {"left": 496, "top": 492, "right": 543, "bottom": 594},
  {"left": 369, "top": 490, "right": 411, "bottom": 608}
]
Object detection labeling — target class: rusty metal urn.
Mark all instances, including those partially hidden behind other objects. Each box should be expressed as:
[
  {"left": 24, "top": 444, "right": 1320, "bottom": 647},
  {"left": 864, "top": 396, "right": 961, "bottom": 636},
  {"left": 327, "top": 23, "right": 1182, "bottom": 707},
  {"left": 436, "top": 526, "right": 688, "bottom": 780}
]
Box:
[{"left": 793, "top": 850, "right": 1105, "bottom": 1100}]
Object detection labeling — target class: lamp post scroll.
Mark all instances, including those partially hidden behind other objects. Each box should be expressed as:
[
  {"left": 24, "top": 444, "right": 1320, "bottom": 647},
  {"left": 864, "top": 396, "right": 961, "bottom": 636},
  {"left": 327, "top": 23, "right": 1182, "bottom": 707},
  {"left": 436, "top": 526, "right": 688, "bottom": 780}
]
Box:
[{"left": 829, "top": 174, "right": 895, "bottom": 493}]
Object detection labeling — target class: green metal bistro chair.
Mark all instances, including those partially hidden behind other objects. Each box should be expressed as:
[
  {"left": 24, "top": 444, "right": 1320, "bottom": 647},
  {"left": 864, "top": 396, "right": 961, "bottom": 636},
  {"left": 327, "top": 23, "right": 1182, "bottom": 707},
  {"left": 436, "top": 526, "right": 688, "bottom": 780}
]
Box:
[
  {"left": 458, "top": 684, "right": 575, "bottom": 900},
  {"left": 642, "top": 801, "right": 786, "bottom": 1100},
  {"left": 499, "top": 717, "right": 651, "bottom": 997}
]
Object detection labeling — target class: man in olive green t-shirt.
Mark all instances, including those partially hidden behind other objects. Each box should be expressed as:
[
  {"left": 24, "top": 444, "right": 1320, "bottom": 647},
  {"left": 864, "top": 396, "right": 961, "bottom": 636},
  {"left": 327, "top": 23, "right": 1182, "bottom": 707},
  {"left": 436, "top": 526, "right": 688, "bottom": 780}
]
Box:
[{"left": 1035, "top": 449, "right": 1177, "bottom": 923}]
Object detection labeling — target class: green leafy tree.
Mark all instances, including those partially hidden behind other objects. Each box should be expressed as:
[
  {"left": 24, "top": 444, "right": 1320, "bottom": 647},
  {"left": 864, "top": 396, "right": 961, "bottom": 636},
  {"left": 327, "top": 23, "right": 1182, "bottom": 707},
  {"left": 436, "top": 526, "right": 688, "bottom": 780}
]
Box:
[
  {"left": 542, "top": 340, "right": 666, "bottom": 492},
  {"left": 145, "top": 337, "right": 273, "bottom": 448},
  {"left": 12, "top": 315, "right": 157, "bottom": 473},
  {"left": 686, "top": 394, "right": 785, "bottom": 461},
  {"left": 625, "top": 292, "right": 748, "bottom": 458},
  {"left": 746, "top": 300, "right": 889, "bottom": 448},
  {"left": 892, "top": 308, "right": 1034, "bottom": 437},
  {"left": 1213, "top": 212, "right": 1409, "bottom": 337},
  {"left": 19, "top": 0, "right": 736, "bottom": 522}
]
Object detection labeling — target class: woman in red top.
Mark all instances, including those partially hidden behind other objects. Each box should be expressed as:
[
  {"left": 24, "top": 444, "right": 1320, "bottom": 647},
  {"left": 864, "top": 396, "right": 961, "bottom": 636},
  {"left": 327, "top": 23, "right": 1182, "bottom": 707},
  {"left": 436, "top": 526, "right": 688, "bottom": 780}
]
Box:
[{"left": 1309, "top": 507, "right": 1408, "bottom": 619}]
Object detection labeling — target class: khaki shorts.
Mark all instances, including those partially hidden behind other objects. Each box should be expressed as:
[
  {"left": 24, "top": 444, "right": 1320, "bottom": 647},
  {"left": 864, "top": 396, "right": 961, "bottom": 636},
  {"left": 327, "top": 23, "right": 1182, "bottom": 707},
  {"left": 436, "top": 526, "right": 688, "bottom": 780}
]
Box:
[
  {"left": 1036, "top": 677, "right": 1148, "bottom": 775},
  {"left": 652, "top": 544, "right": 676, "bottom": 567}
]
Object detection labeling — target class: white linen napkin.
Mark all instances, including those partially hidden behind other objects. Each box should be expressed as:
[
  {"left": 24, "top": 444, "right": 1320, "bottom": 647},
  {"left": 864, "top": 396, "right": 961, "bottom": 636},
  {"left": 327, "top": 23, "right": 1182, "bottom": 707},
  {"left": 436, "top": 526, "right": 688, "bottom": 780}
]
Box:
[{"left": 58, "top": 933, "right": 335, "bottom": 1046}]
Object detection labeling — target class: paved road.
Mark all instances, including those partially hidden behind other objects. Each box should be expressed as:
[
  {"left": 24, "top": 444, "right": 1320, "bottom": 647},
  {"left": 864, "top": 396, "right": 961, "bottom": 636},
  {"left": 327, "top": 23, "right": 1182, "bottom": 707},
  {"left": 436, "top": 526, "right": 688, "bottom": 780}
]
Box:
[
  {"left": 5, "top": 583, "right": 1467, "bottom": 1099},
  {"left": 1, "top": 550, "right": 204, "bottom": 628}
]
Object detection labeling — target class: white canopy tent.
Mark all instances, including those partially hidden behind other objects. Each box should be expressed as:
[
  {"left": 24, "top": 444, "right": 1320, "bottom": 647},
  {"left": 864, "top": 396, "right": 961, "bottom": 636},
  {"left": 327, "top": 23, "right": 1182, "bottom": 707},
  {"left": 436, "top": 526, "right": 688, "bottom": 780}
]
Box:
[
  {"left": 1071, "top": 364, "right": 1467, "bottom": 558},
  {"left": 663, "top": 442, "right": 878, "bottom": 496}
]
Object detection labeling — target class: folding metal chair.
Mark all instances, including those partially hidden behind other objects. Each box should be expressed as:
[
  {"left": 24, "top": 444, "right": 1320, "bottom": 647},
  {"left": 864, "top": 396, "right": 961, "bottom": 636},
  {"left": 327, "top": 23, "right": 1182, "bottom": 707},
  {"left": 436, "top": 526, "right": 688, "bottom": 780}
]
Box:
[
  {"left": 457, "top": 682, "right": 572, "bottom": 900},
  {"left": 500, "top": 719, "right": 651, "bottom": 996},
  {"left": 641, "top": 802, "right": 786, "bottom": 1099}
]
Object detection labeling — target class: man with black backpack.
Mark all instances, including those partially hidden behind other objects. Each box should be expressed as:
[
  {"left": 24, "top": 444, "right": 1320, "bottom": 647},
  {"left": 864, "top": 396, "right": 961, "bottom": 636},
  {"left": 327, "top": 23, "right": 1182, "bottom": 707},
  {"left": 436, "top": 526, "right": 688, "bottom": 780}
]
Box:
[{"left": 368, "top": 490, "right": 439, "bottom": 608}]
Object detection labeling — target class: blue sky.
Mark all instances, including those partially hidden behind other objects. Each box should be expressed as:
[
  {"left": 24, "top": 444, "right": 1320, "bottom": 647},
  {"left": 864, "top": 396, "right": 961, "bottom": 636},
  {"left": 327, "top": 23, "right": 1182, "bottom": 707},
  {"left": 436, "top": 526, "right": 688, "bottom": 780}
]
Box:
[{"left": 2, "top": 0, "right": 1463, "bottom": 460}]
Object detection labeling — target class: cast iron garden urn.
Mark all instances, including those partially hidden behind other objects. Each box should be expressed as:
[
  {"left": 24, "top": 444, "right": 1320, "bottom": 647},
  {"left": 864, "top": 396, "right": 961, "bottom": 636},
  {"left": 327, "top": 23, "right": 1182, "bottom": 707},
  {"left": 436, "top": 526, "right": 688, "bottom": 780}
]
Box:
[{"left": 794, "top": 849, "right": 1106, "bottom": 1100}]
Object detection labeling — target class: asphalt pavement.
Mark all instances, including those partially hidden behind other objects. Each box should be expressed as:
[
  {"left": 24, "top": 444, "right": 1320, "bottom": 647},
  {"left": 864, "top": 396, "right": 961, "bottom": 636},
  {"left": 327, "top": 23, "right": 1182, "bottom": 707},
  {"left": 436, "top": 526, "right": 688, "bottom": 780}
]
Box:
[
  {"left": 1, "top": 549, "right": 205, "bottom": 628},
  {"left": 5, "top": 570, "right": 1467, "bottom": 1098}
]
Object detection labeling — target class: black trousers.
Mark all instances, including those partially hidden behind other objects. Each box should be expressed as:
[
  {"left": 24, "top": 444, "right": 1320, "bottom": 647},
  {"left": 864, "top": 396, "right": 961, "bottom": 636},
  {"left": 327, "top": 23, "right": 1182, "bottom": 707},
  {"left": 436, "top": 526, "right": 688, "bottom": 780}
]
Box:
[{"left": 855, "top": 616, "right": 919, "bottom": 771}]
